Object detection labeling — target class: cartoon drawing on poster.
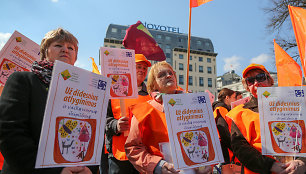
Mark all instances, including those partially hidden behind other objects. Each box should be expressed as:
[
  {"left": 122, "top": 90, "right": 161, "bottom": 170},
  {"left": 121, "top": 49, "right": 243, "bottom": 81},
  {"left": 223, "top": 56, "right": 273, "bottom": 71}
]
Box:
[
  {"left": 0, "top": 59, "right": 28, "bottom": 84},
  {"left": 108, "top": 74, "right": 132, "bottom": 97}
]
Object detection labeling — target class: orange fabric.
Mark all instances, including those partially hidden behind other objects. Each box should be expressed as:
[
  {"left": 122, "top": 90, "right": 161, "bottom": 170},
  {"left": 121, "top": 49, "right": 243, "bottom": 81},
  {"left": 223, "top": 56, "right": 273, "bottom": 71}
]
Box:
[
  {"left": 130, "top": 101, "right": 169, "bottom": 157},
  {"left": 190, "top": 0, "right": 213, "bottom": 8},
  {"left": 288, "top": 5, "right": 306, "bottom": 77},
  {"left": 274, "top": 40, "right": 303, "bottom": 86},
  {"left": 242, "top": 63, "right": 269, "bottom": 78},
  {"left": 90, "top": 57, "right": 100, "bottom": 74},
  {"left": 111, "top": 95, "right": 151, "bottom": 160},
  {"left": 213, "top": 106, "right": 228, "bottom": 119}
]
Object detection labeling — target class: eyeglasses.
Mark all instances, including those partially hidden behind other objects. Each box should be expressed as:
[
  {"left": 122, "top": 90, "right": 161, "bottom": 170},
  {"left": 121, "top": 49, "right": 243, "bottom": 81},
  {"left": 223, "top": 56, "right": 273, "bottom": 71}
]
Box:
[{"left": 245, "top": 73, "right": 267, "bottom": 85}]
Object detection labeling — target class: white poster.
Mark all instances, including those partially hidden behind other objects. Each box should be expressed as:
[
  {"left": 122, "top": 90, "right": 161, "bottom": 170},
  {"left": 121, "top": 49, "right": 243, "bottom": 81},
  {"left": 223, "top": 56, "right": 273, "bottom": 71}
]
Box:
[
  {"left": 163, "top": 93, "right": 224, "bottom": 170},
  {"left": 0, "top": 30, "right": 40, "bottom": 85},
  {"left": 36, "top": 60, "right": 111, "bottom": 168},
  {"left": 258, "top": 86, "right": 306, "bottom": 157},
  {"left": 100, "top": 47, "right": 137, "bottom": 99}
]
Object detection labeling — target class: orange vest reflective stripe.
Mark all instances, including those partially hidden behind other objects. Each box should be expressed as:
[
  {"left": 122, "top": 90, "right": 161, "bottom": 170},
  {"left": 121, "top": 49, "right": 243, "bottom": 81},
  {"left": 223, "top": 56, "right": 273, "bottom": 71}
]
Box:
[
  {"left": 130, "top": 101, "right": 169, "bottom": 157},
  {"left": 111, "top": 95, "right": 151, "bottom": 160}
]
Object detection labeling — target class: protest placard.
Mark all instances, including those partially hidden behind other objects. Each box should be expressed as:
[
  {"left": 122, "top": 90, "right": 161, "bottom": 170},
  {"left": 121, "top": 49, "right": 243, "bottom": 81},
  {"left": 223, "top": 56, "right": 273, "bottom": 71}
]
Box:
[
  {"left": 100, "top": 47, "right": 137, "bottom": 99},
  {"left": 231, "top": 97, "right": 250, "bottom": 109},
  {"left": 35, "top": 60, "right": 111, "bottom": 168},
  {"left": 258, "top": 86, "right": 306, "bottom": 157},
  {"left": 163, "top": 93, "right": 224, "bottom": 170},
  {"left": 0, "top": 31, "right": 40, "bottom": 85}
]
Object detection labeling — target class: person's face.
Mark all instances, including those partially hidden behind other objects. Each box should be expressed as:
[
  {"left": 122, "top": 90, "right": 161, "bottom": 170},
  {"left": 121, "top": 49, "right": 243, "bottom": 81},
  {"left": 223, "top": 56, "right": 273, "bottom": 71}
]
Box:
[
  {"left": 225, "top": 93, "right": 236, "bottom": 106},
  {"left": 154, "top": 65, "right": 177, "bottom": 94},
  {"left": 136, "top": 62, "right": 148, "bottom": 87},
  {"left": 46, "top": 41, "right": 76, "bottom": 65},
  {"left": 245, "top": 70, "right": 272, "bottom": 98}
]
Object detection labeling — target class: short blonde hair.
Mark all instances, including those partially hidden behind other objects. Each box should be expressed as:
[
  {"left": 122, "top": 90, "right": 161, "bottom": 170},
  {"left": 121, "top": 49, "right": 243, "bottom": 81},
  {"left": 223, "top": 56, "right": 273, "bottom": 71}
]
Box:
[
  {"left": 242, "top": 69, "right": 274, "bottom": 91},
  {"left": 147, "top": 61, "right": 177, "bottom": 94},
  {"left": 40, "top": 28, "right": 78, "bottom": 60}
]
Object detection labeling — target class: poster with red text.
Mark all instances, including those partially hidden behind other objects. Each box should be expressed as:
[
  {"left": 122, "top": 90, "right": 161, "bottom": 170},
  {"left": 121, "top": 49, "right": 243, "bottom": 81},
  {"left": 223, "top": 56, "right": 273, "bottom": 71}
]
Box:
[
  {"left": 163, "top": 93, "right": 224, "bottom": 170},
  {"left": 100, "top": 47, "right": 137, "bottom": 99},
  {"left": 35, "top": 60, "right": 111, "bottom": 168},
  {"left": 258, "top": 87, "right": 306, "bottom": 157},
  {"left": 0, "top": 31, "right": 40, "bottom": 85}
]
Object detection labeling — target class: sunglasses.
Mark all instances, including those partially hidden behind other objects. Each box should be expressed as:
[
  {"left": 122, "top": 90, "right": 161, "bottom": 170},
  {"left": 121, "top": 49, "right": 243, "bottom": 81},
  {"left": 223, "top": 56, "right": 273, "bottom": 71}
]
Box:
[{"left": 245, "top": 73, "right": 267, "bottom": 85}]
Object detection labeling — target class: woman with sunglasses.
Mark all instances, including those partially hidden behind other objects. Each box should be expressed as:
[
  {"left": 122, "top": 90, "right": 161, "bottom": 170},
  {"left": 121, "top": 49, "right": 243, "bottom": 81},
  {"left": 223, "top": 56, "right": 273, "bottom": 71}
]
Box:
[{"left": 226, "top": 63, "right": 306, "bottom": 174}]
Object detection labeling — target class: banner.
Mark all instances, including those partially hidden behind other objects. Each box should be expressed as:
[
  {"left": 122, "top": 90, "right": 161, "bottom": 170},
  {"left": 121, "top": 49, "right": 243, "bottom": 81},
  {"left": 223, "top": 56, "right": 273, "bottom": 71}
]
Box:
[
  {"left": 163, "top": 93, "right": 224, "bottom": 170},
  {"left": 258, "top": 87, "right": 306, "bottom": 157},
  {"left": 0, "top": 31, "right": 40, "bottom": 85},
  {"left": 35, "top": 60, "right": 111, "bottom": 168},
  {"left": 100, "top": 47, "right": 137, "bottom": 99}
]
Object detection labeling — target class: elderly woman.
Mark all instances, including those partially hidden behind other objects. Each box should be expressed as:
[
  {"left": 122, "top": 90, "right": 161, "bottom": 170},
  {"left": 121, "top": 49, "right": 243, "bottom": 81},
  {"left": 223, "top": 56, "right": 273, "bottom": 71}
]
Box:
[
  {"left": 125, "top": 61, "right": 212, "bottom": 174},
  {"left": 226, "top": 63, "right": 306, "bottom": 174},
  {"left": 0, "top": 28, "right": 93, "bottom": 174}
]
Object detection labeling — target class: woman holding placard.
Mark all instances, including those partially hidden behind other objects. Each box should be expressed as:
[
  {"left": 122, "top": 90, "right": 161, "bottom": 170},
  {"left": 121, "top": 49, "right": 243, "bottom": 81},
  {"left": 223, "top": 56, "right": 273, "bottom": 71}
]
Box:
[
  {"left": 226, "top": 63, "right": 306, "bottom": 174},
  {"left": 0, "top": 28, "right": 94, "bottom": 174},
  {"left": 125, "top": 61, "right": 212, "bottom": 174}
]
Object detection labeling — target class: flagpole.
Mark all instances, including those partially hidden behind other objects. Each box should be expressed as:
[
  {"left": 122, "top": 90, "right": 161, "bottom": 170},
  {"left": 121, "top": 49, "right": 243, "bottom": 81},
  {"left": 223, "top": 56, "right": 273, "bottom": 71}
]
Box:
[{"left": 186, "top": 0, "right": 192, "bottom": 92}]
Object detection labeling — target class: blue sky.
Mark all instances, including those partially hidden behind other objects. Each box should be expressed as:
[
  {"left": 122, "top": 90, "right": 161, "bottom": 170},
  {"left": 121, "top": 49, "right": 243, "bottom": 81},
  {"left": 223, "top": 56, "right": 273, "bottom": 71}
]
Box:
[{"left": 0, "top": 0, "right": 278, "bottom": 76}]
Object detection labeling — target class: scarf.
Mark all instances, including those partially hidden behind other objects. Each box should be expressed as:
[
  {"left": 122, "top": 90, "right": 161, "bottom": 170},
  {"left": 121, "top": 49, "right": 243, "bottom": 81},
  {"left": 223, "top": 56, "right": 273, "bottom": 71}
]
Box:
[{"left": 31, "top": 60, "right": 54, "bottom": 86}]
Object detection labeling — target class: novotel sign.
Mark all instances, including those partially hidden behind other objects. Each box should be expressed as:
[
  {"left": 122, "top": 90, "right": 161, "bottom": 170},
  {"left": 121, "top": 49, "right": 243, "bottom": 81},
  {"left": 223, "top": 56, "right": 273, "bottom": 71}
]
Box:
[{"left": 143, "top": 22, "right": 180, "bottom": 33}]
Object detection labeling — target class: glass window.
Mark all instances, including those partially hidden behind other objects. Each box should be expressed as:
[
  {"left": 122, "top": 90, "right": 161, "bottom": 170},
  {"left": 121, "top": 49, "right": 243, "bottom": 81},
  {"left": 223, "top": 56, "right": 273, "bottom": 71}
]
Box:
[
  {"left": 197, "top": 41, "right": 202, "bottom": 45},
  {"left": 111, "top": 28, "right": 117, "bottom": 33},
  {"left": 166, "top": 53, "right": 171, "bottom": 58},
  {"left": 208, "top": 78, "right": 212, "bottom": 87},
  {"left": 179, "top": 54, "right": 184, "bottom": 59},
  {"left": 110, "top": 45, "right": 116, "bottom": 48},
  {"left": 190, "top": 56, "right": 192, "bottom": 60},
  {"left": 199, "top": 66, "right": 203, "bottom": 73},
  {"left": 178, "top": 38, "right": 182, "bottom": 42},
  {"left": 179, "top": 75, "right": 184, "bottom": 85},
  {"left": 207, "top": 58, "right": 211, "bottom": 63},
  {"left": 199, "top": 57, "right": 203, "bottom": 62},
  {"left": 121, "top": 29, "right": 126, "bottom": 34},
  {"left": 207, "top": 67, "right": 212, "bottom": 74},
  {"left": 189, "top": 64, "right": 192, "bottom": 71},
  {"left": 189, "top": 76, "right": 193, "bottom": 86},
  {"left": 199, "top": 77, "right": 204, "bottom": 86},
  {"left": 165, "top": 36, "right": 171, "bottom": 41},
  {"left": 179, "top": 63, "right": 184, "bottom": 70},
  {"left": 157, "top": 35, "right": 162, "bottom": 39}
]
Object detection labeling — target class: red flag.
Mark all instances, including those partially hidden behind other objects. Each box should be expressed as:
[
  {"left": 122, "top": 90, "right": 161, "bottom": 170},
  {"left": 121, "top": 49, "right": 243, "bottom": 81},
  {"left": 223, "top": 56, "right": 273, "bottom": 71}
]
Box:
[
  {"left": 123, "top": 21, "right": 166, "bottom": 61},
  {"left": 274, "top": 40, "right": 302, "bottom": 86},
  {"left": 190, "top": 0, "right": 213, "bottom": 8},
  {"left": 89, "top": 57, "right": 100, "bottom": 74},
  {"left": 288, "top": 5, "right": 306, "bottom": 77}
]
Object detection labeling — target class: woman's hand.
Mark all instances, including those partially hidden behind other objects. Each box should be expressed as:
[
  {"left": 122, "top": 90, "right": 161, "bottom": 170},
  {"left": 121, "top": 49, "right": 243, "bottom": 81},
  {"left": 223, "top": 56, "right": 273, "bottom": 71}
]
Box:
[
  {"left": 271, "top": 162, "right": 286, "bottom": 173},
  {"left": 61, "top": 166, "right": 92, "bottom": 174},
  {"left": 280, "top": 160, "right": 306, "bottom": 174},
  {"left": 117, "top": 116, "right": 129, "bottom": 133},
  {"left": 194, "top": 166, "right": 212, "bottom": 174},
  {"left": 161, "top": 162, "right": 180, "bottom": 174}
]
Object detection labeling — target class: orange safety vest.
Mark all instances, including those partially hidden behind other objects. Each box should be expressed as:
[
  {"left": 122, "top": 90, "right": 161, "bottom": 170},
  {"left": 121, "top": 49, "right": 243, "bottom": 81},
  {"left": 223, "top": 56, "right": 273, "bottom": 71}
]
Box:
[
  {"left": 226, "top": 104, "right": 274, "bottom": 174},
  {"left": 111, "top": 95, "right": 151, "bottom": 161},
  {"left": 129, "top": 101, "right": 169, "bottom": 157}
]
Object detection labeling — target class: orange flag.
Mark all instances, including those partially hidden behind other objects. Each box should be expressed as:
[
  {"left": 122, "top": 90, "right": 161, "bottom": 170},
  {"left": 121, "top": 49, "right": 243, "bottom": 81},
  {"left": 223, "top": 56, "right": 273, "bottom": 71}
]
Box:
[
  {"left": 274, "top": 40, "right": 302, "bottom": 86},
  {"left": 190, "top": 0, "right": 213, "bottom": 8},
  {"left": 288, "top": 5, "right": 306, "bottom": 77},
  {"left": 90, "top": 57, "right": 100, "bottom": 74}
]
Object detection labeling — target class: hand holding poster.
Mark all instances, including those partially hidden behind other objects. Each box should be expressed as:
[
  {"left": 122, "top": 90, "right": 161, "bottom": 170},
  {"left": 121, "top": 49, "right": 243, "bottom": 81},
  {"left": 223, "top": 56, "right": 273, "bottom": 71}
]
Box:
[
  {"left": 258, "top": 87, "right": 306, "bottom": 157},
  {"left": 0, "top": 31, "right": 40, "bottom": 85},
  {"left": 163, "top": 93, "right": 224, "bottom": 170},
  {"left": 35, "top": 61, "right": 111, "bottom": 168}
]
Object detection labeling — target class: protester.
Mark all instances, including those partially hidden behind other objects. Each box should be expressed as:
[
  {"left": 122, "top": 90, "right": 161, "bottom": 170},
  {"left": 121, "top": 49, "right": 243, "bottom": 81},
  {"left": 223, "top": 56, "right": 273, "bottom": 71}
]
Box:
[
  {"left": 226, "top": 63, "right": 306, "bottom": 174},
  {"left": 0, "top": 28, "right": 94, "bottom": 174},
  {"left": 235, "top": 91, "right": 243, "bottom": 100},
  {"left": 103, "top": 54, "right": 152, "bottom": 174},
  {"left": 125, "top": 61, "right": 212, "bottom": 174},
  {"left": 212, "top": 88, "right": 236, "bottom": 164}
]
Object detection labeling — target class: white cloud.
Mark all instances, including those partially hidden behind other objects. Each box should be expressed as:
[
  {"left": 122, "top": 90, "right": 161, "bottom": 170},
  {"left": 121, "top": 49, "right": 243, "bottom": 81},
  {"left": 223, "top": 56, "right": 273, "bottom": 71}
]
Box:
[
  {"left": 250, "top": 53, "right": 272, "bottom": 64},
  {"left": 0, "top": 32, "right": 12, "bottom": 51},
  {"left": 74, "top": 61, "right": 87, "bottom": 69},
  {"left": 51, "top": 0, "right": 59, "bottom": 2},
  {"left": 223, "top": 55, "right": 243, "bottom": 72}
]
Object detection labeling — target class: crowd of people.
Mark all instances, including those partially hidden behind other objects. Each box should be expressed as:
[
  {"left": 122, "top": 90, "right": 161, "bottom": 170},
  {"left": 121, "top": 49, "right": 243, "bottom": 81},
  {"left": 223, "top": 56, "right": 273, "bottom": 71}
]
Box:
[{"left": 0, "top": 28, "right": 305, "bottom": 174}]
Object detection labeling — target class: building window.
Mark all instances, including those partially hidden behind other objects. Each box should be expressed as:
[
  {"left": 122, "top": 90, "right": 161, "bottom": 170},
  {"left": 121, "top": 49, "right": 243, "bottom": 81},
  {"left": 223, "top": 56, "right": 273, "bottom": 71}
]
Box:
[
  {"left": 189, "top": 76, "right": 193, "bottom": 86},
  {"left": 178, "top": 38, "right": 182, "bottom": 42},
  {"left": 197, "top": 40, "right": 202, "bottom": 45},
  {"left": 166, "top": 53, "right": 171, "bottom": 58},
  {"left": 165, "top": 36, "right": 171, "bottom": 41},
  {"left": 189, "top": 64, "right": 192, "bottom": 71},
  {"left": 207, "top": 67, "right": 212, "bottom": 74},
  {"left": 208, "top": 78, "right": 212, "bottom": 87},
  {"left": 199, "top": 57, "right": 203, "bottom": 62},
  {"left": 110, "top": 45, "right": 116, "bottom": 48},
  {"left": 179, "top": 75, "right": 184, "bottom": 85},
  {"left": 179, "top": 54, "right": 184, "bottom": 59},
  {"left": 111, "top": 28, "right": 117, "bottom": 33},
  {"left": 157, "top": 35, "right": 162, "bottom": 39},
  {"left": 190, "top": 56, "right": 192, "bottom": 60},
  {"left": 179, "top": 63, "right": 184, "bottom": 70},
  {"left": 199, "top": 66, "right": 203, "bottom": 73},
  {"left": 199, "top": 77, "right": 204, "bottom": 86},
  {"left": 121, "top": 30, "right": 126, "bottom": 34},
  {"left": 207, "top": 58, "right": 211, "bottom": 63}
]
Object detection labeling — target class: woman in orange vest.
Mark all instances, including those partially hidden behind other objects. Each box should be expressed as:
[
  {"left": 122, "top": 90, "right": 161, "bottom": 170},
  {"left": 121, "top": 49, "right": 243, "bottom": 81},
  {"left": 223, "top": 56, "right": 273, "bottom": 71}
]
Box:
[
  {"left": 104, "top": 54, "right": 152, "bottom": 174},
  {"left": 125, "top": 61, "right": 212, "bottom": 174},
  {"left": 226, "top": 63, "right": 306, "bottom": 174}
]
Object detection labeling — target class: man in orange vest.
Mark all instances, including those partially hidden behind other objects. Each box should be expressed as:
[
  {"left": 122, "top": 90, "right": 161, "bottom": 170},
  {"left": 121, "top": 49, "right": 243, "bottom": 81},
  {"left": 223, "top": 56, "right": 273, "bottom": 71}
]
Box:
[{"left": 104, "top": 54, "right": 152, "bottom": 174}]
